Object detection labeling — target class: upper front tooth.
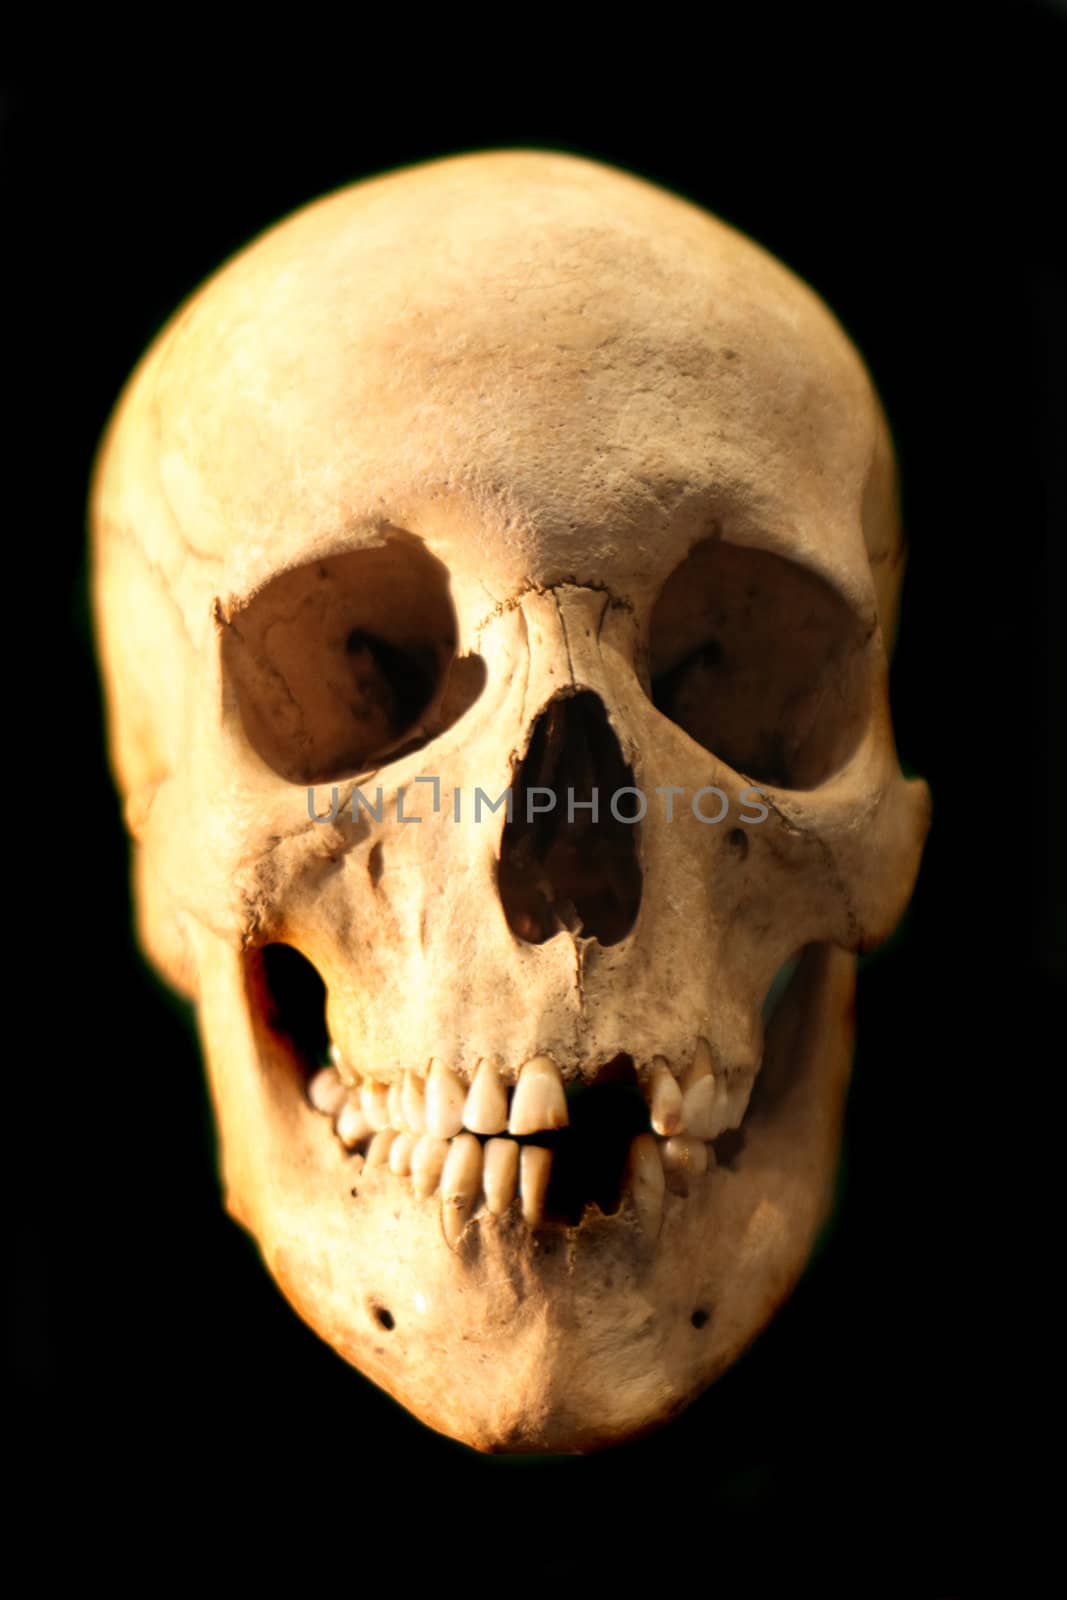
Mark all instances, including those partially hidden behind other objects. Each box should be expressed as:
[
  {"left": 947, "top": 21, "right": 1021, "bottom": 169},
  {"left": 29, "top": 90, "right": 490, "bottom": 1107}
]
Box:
[
  {"left": 684, "top": 1037, "right": 714, "bottom": 1088},
  {"left": 463, "top": 1060, "right": 509, "bottom": 1135},
  {"left": 626, "top": 1133, "right": 664, "bottom": 1237},
  {"left": 703, "top": 1079, "right": 732, "bottom": 1140},
  {"left": 360, "top": 1080, "right": 392, "bottom": 1132},
  {"left": 648, "top": 1058, "right": 684, "bottom": 1136},
  {"left": 509, "top": 1055, "right": 568, "bottom": 1135},
  {"left": 425, "top": 1060, "right": 466, "bottom": 1139},
  {"left": 308, "top": 1066, "right": 348, "bottom": 1116},
  {"left": 336, "top": 1092, "right": 373, "bottom": 1148},
  {"left": 519, "top": 1145, "right": 553, "bottom": 1225},
  {"left": 681, "top": 1044, "right": 718, "bottom": 1140},
  {"left": 401, "top": 1070, "right": 426, "bottom": 1134},
  {"left": 440, "top": 1133, "right": 483, "bottom": 1246}
]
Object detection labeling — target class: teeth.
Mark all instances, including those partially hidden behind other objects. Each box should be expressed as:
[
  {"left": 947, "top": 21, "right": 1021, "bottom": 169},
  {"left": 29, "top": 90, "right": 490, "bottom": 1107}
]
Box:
[
  {"left": 411, "top": 1135, "right": 449, "bottom": 1198},
  {"left": 684, "top": 1036, "right": 714, "bottom": 1089},
  {"left": 401, "top": 1070, "right": 426, "bottom": 1134},
  {"left": 360, "top": 1080, "right": 392, "bottom": 1132},
  {"left": 648, "top": 1057, "right": 684, "bottom": 1137},
  {"left": 308, "top": 1066, "right": 348, "bottom": 1117},
  {"left": 387, "top": 1080, "right": 407, "bottom": 1131},
  {"left": 440, "top": 1132, "right": 483, "bottom": 1246},
  {"left": 335, "top": 1092, "right": 374, "bottom": 1149},
  {"left": 388, "top": 1130, "right": 418, "bottom": 1176},
  {"left": 425, "top": 1060, "right": 467, "bottom": 1140},
  {"left": 366, "top": 1128, "right": 397, "bottom": 1167},
  {"left": 519, "top": 1145, "right": 553, "bottom": 1225},
  {"left": 661, "top": 1135, "right": 709, "bottom": 1195},
  {"left": 626, "top": 1134, "right": 665, "bottom": 1237},
  {"left": 509, "top": 1055, "right": 568, "bottom": 1136},
  {"left": 482, "top": 1137, "right": 519, "bottom": 1214},
  {"left": 463, "top": 1059, "right": 509, "bottom": 1135},
  {"left": 322, "top": 1039, "right": 749, "bottom": 1217},
  {"left": 700, "top": 1075, "right": 742, "bottom": 1139},
  {"left": 681, "top": 1040, "right": 718, "bottom": 1140}
]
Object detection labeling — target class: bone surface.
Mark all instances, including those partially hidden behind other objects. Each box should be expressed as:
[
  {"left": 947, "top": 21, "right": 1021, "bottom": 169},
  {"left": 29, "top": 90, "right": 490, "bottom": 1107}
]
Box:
[{"left": 92, "top": 148, "right": 930, "bottom": 1453}]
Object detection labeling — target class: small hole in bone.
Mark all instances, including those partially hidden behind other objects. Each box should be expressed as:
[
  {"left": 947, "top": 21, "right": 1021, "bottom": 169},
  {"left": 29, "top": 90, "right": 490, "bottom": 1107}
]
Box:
[
  {"left": 371, "top": 1304, "right": 395, "bottom": 1331},
  {"left": 691, "top": 1308, "right": 711, "bottom": 1329},
  {"left": 368, "top": 841, "right": 385, "bottom": 887},
  {"left": 727, "top": 827, "right": 748, "bottom": 857}
]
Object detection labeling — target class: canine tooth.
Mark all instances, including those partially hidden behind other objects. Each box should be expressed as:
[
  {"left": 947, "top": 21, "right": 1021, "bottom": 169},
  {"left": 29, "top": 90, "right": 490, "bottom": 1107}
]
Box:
[
  {"left": 648, "top": 1058, "right": 684, "bottom": 1136},
  {"left": 336, "top": 1092, "right": 373, "bottom": 1148},
  {"left": 308, "top": 1067, "right": 347, "bottom": 1116},
  {"left": 661, "top": 1135, "right": 709, "bottom": 1195},
  {"left": 483, "top": 1138, "right": 519, "bottom": 1214},
  {"left": 387, "top": 1080, "right": 407, "bottom": 1131},
  {"left": 360, "top": 1080, "right": 392, "bottom": 1132},
  {"left": 388, "top": 1131, "right": 418, "bottom": 1176},
  {"left": 411, "top": 1135, "right": 449, "bottom": 1198},
  {"left": 440, "top": 1133, "right": 483, "bottom": 1245},
  {"left": 366, "top": 1129, "right": 397, "bottom": 1167},
  {"left": 509, "top": 1056, "right": 568, "bottom": 1136},
  {"left": 401, "top": 1070, "right": 426, "bottom": 1134},
  {"left": 626, "top": 1134, "right": 665, "bottom": 1237},
  {"left": 520, "top": 1145, "right": 553, "bottom": 1225},
  {"left": 463, "top": 1060, "right": 509, "bottom": 1135},
  {"left": 426, "top": 1060, "right": 466, "bottom": 1139}
]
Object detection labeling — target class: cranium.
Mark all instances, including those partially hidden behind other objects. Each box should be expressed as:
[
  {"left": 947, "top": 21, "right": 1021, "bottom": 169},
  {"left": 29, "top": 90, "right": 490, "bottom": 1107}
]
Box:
[{"left": 92, "top": 149, "right": 929, "bottom": 1452}]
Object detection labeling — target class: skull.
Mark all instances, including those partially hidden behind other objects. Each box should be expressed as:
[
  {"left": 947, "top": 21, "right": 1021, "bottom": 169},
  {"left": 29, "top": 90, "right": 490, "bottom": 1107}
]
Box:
[{"left": 91, "top": 150, "right": 929, "bottom": 1452}]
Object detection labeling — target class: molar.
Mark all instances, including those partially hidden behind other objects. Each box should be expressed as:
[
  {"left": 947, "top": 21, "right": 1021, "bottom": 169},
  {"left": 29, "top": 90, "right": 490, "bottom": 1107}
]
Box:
[{"left": 308, "top": 1065, "right": 347, "bottom": 1117}]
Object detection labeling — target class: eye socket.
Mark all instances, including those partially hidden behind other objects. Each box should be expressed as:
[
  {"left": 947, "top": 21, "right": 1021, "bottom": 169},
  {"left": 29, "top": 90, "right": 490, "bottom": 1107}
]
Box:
[
  {"left": 221, "top": 531, "right": 484, "bottom": 784},
  {"left": 649, "top": 539, "right": 871, "bottom": 789}
]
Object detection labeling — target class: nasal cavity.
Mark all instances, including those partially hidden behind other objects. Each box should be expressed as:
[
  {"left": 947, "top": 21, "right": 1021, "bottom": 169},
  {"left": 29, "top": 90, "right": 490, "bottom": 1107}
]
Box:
[{"left": 498, "top": 690, "right": 642, "bottom": 946}]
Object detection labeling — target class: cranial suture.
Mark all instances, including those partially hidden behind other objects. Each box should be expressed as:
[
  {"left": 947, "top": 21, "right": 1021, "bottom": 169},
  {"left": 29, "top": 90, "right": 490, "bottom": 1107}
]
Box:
[{"left": 92, "top": 150, "right": 930, "bottom": 1452}]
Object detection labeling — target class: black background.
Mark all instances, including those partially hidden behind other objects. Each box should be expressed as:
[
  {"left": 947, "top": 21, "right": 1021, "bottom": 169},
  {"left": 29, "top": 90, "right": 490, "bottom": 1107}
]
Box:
[{"left": 8, "top": 8, "right": 1064, "bottom": 1585}]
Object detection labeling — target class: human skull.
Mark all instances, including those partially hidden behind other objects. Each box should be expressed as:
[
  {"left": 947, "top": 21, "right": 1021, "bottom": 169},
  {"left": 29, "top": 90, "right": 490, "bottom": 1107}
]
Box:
[{"left": 92, "top": 149, "right": 929, "bottom": 1452}]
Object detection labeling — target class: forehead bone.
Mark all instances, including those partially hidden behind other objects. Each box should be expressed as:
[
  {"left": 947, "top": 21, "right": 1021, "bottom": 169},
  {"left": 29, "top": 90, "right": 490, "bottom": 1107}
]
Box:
[{"left": 97, "top": 149, "right": 889, "bottom": 621}]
